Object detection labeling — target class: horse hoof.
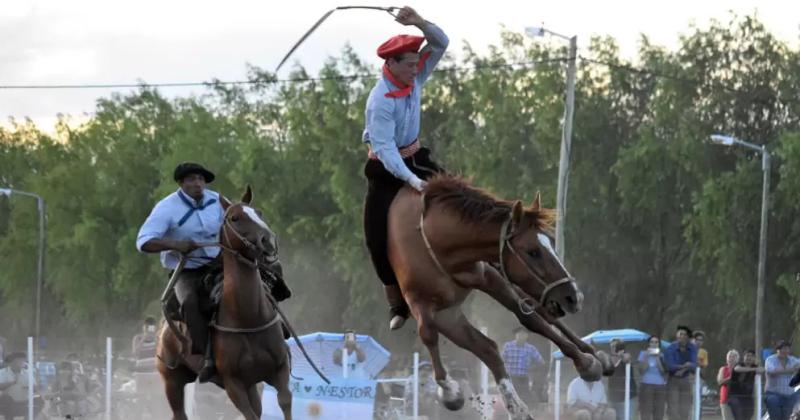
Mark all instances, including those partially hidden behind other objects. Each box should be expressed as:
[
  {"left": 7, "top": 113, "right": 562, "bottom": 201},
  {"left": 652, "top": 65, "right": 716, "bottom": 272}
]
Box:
[
  {"left": 442, "top": 394, "right": 465, "bottom": 411},
  {"left": 577, "top": 353, "right": 603, "bottom": 382},
  {"left": 437, "top": 379, "right": 465, "bottom": 411},
  {"left": 595, "top": 350, "right": 615, "bottom": 376}
]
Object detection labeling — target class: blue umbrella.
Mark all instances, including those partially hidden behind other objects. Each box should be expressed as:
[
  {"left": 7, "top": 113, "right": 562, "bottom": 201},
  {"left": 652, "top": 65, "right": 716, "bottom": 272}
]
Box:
[{"left": 552, "top": 328, "right": 669, "bottom": 359}]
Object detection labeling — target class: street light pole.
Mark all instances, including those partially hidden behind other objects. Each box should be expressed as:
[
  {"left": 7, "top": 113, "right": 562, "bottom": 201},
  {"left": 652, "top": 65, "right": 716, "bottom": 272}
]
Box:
[
  {"left": 556, "top": 35, "right": 577, "bottom": 259},
  {"left": 756, "top": 147, "right": 770, "bottom": 362},
  {"left": 709, "top": 135, "right": 771, "bottom": 361},
  {"left": 524, "top": 26, "right": 577, "bottom": 259},
  {"left": 0, "top": 188, "right": 45, "bottom": 345}
]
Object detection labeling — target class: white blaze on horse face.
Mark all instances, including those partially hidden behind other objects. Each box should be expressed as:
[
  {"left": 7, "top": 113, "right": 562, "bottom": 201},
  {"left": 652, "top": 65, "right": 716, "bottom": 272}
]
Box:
[
  {"left": 537, "top": 233, "right": 569, "bottom": 274},
  {"left": 242, "top": 206, "right": 270, "bottom": 231}
]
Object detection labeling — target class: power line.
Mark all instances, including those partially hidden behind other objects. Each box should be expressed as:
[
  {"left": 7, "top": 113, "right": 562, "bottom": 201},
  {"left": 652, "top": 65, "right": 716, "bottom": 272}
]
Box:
[
  {"left": 2, "top": 56, "right": 785, "bottom": 102},
  {"left": 0, "top": 58, "right": 568, "bottom": 90},
  {"left": 580, "top": 56, "right": 766, "bottom": 96}
]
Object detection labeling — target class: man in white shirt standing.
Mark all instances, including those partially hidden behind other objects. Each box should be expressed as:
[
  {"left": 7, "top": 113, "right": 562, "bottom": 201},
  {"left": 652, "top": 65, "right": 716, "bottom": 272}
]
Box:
[
  {"left": 567, "top": 376, "right": 616, "bottom": 420},
  {"left": 0, "top": 352, "right": 43, "bottom": 418}
]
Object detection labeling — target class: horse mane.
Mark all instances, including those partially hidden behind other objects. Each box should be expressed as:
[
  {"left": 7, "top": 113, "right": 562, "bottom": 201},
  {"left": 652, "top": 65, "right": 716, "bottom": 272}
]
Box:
[{"left": 424, "top": 174, "right": 556, "bottom": 231}]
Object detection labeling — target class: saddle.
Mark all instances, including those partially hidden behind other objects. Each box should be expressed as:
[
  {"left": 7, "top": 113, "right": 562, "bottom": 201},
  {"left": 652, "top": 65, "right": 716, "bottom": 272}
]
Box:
[
  {"left": 164, "top": 256, "right": 290, "bottom": 324},
  {"left": 162, "top": 257, "right": 292, "bottom": 366}
]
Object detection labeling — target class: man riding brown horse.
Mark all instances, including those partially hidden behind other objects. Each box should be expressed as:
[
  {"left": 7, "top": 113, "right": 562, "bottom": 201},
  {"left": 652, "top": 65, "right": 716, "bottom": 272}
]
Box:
[
  {"left": 136, "top": 162, "right": 291, "bottom": 382},
  {"left": 362, "top": 6, "right": 449, "bottom": 330}
]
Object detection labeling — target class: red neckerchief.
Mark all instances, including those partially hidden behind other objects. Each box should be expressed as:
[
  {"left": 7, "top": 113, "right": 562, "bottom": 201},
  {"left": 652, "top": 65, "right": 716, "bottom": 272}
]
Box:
[{"left": 383, "top": 51, "right": 432, "bottom": 98}]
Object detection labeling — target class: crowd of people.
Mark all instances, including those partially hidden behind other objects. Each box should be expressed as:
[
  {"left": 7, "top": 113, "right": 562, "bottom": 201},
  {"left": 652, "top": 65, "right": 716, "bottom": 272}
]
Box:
[
  {"left": 0, "top": 347, "right": 104, "bottom": 419},
  {"left": 550, "top": 326, "right": 798, "bottom": 420}
]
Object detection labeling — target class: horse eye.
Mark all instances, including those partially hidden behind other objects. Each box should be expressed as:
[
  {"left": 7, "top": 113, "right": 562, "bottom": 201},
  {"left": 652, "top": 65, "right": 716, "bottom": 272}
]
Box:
[
  {"left": 528, "top": 249, "right": 541, "bottom": 259},
  {"left": 231, "top": 215, "right": 240, "bottom": 222}
]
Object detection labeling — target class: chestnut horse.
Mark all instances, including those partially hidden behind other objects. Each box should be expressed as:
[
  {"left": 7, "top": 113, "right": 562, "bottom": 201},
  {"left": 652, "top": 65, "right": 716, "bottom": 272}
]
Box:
[
  {"left": 388, "top": 175, "right": 612, "bottom": 419},
  {"left": 157, "top": 186, "right": 292, "bottom": 420}
]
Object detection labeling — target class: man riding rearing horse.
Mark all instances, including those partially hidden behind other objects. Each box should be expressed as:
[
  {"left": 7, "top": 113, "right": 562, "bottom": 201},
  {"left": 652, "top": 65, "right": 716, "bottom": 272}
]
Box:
[
  {"left": 136, "top": 162, "right": 291, "bottom": 382},
  {"left": 362, "top": 6, "right": 449, "bottom": 330}
]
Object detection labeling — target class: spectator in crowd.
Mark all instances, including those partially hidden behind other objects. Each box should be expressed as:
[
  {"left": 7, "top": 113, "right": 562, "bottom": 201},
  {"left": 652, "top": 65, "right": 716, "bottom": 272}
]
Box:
[
  {"left": 0, "top": 352, "right": 44, "bottom": 419},
  {"left": 665, "top": 325, "right": 697, "bottom": 420},
  {"left": 638, "top": 335, "right": 667, "bottom": 420},
  {"left": 567, "top": 375, "right": 615, "bottom": 420},
  {"left": 333, "top": 329, "right": 367, "bottom": 378},
  {"left": 729, "top": 349, "right": 763, "bottom": 420},
  {"left": 501, "top": 327, "right": 544, "bottom": 408},
  {"left": 693, "top": 331, "right": 709, "bottom": 375},
  {"left": 65, "top": 353, "right": 84, "bottom": 376},
  {"left": 764, "top": 341, "right": 800, "bottom": 420},
  {"left": 132, "top": 316, "right": 159, "bottom": 358},
  {"left": 717, "top": 349, "right": 739, "bottom": 420},
  {"left": 44, "top": 361, "right": 90, "bottom": 418},
  {"left": 607, "top": 339, "right": 637, "bottom": 420},
  {"left": 132, "top": 316, "right": 159, "bottom": 372}
]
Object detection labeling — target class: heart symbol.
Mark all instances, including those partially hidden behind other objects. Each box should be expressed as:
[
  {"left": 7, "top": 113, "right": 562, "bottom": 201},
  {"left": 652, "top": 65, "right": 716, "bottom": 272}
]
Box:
[{"left": 304, "top": 386, "right": 312, "bottom": 393}]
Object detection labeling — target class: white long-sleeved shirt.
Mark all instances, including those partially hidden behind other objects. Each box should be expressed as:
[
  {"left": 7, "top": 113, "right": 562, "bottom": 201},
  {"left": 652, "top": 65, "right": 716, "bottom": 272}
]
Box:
[{"left": 136, "top": 188, "right": 222, "bottom": 269}]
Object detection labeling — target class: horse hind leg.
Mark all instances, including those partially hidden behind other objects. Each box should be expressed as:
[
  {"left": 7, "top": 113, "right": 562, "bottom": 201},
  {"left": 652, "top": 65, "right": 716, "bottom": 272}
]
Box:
[
  {"left": 435, "top": 307, "right": 532, "bottom": 420},
  {"left": 414, "top": 305, "right": 464, "bottom": 412}
]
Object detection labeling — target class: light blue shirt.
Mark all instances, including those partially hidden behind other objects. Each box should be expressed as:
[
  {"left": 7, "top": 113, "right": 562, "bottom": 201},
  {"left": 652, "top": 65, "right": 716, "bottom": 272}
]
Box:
[
  {"left": 765, "top": 354, "right": 800, "bottom": 395},
  {"left": 638, "top": 350, "right": 667, "bottom": 385},
  {"left": 136, "top": 189, "right": 222, "bottom": 269},
  {"left": 362, "top": 22, "right": 449, "bottom": 184}
]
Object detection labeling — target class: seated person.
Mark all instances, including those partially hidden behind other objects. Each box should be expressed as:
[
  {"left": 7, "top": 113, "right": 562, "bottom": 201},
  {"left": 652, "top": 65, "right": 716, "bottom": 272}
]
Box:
[
  {"left": 0, "top": 352, "right": 44, "bottom": 419},
  {"left": 567, "top": 376, "right": 616, "bottom": 420},
  {"left": 43, "top": 361, "right": 89, "bottom": 418}
]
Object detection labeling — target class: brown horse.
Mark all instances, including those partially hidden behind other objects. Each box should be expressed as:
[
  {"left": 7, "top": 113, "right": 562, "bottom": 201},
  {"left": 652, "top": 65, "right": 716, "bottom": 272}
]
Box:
[
  {"left": 157, "top": 186, "right": 292, "bottom": 420},
  {"left": 388, "top": 175, "right": 612, "bottom": 420}
]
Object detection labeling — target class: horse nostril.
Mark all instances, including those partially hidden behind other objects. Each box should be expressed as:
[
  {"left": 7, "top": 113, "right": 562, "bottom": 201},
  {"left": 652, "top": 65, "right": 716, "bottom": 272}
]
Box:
[
  {"left": 566, "top": 295, "right": 577, "bottom": 305},
  {"left": 260, "top": 237, "right": 270, "bottom": 249}
]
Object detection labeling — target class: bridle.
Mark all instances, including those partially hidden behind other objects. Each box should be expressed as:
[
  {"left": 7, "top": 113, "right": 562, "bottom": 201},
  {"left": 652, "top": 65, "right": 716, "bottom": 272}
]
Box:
[
  {"left": 495, "top": 214, "right": 575, "bottom": 314},
  {"left": 218, "top": 204, "right": 278, "bottom": 268},
  {"left": 418, "top": 194, "right": 575, "bottom": 315}
]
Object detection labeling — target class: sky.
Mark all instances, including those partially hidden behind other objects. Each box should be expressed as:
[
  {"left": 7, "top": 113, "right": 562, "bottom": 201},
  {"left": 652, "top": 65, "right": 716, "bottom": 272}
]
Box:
[{"left": 1, "top": 0, "right": 798, "bottom": 130}]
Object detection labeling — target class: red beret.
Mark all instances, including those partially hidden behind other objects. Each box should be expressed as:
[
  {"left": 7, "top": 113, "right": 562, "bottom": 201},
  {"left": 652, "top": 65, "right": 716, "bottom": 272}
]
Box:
[{"left": 377, "top": 35, "right": 425, "bottom": 59}]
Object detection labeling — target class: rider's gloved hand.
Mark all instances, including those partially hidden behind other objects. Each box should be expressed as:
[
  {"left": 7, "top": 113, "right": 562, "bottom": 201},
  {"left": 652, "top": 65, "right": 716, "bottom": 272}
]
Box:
[
  {"left": 172, "top": 240, "right": 199, "bottom": 254},
  {"left": 409, "top": 177, "right": 427, "bottom": 192}
]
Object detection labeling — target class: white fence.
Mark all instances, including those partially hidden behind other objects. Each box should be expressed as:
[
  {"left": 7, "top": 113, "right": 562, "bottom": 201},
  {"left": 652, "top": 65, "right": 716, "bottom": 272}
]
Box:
[{"left": 20, "top": 337, "right": 423, "bottom": 420}]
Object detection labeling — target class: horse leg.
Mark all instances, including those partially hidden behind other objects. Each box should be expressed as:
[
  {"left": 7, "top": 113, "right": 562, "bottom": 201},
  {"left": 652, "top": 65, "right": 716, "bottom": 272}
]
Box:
[
  {"left": 224, "top": 379, "right": 259, "bottom": 420},
  {"left": 247, "top": 384, "right": 263, "bottom": 419},
  {"left": 273, "top": 363, "right": 293, "bottom": 420},
  {"left": 435, "top": 307, "right": 531, "bottom": 420},
  {"left": 412, "top": 304, "right": 462, "bottom": 410},
  {"left": 532, "top": 303, "right": 614, "bottom": 376},
  {"left": 477, "top": 265, "right": 604, "bottom": 381},
  {"left": 161, "top": 367, "right": 194, "bottom": 420}
]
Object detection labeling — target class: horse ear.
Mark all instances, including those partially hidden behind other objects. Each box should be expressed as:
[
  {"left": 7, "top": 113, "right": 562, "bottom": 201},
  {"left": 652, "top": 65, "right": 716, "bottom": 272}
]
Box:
[
  {"left": 220, "top": 195, "right": 231, "bottom": 211},
  {"left": 531, "top": 192, "right": 541, "bottom": 212},
  {"left": 241, "top": 184, "right": 253, "bottom": 204},
  {"left": 511, "top": 200, "right": 524, "bottom": 230}
]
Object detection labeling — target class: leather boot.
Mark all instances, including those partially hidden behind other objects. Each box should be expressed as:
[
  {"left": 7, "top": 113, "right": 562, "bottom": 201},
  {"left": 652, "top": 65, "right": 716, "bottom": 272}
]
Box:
[
  {"left": 383, "top": 284, "right": 410, "bottom": 330},
  {"left": 198, "top": 337, "right": 216, "bottom": 383}
]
